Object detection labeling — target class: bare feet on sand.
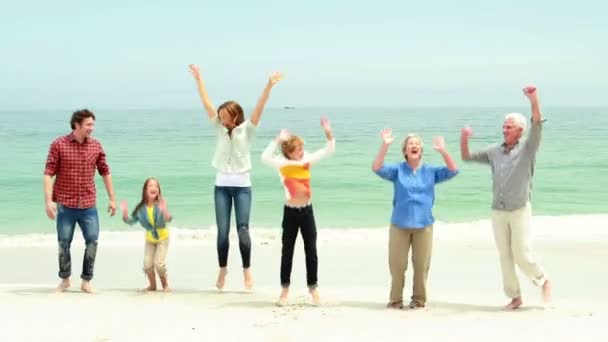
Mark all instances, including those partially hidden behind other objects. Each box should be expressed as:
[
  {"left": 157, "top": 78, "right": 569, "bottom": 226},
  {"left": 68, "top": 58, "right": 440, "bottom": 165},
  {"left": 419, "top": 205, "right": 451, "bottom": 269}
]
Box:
[
  {"left": 309, "top": 288, "right": 321, "bottom": 306},
  {"left": 504, "top": 297, "right": 523, "bottom": 310},
  {"left": 160, "top": 274, "right": 171, "bottom": 293},
  {"left": 141, "top": 285, "right": 157, "bottom": 292},
  {"left": 216, "top": 267, "right": 228, "bottom": 291},
  {"left": 542, "top": 279, "right": 552, "bottom": 303},
  {"left": 244, "top": 268, "right": 254, "bottom": 291},
  {"left": 276, "top": 288, "right": 289, "bottom": 307},
  {"left": 144, "top": 271, "right": 157, "bottom": 292},
  {"left": 80, "top": 280, "right": 95, "bottom": 294},
  {"left": 56, "top": 278, "right": 71, "bottom": 292},
  {"left": 386, "top": 301, "right": 404, "bottom": 309},
  {"left": 408, "top": 301, "right": 425, "bottom": 309}
]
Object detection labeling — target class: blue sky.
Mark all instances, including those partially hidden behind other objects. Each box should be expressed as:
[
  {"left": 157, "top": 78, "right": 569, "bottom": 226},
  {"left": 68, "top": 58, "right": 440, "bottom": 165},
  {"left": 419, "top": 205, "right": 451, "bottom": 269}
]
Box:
[{"left": 0, "top": 0, "right": 606, "bottom": 108}]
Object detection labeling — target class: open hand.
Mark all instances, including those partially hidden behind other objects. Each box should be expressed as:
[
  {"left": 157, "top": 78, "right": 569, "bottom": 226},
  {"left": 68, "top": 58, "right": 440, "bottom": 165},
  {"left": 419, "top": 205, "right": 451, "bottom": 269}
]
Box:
[
  {"left": 189, "top": 64, "right": 202, "bottom": 80},
  {"left": 268, "top": 72, "right": 283, "bottom": 86},
  {"left": 158, "top": 197, "right": 168, "bottom": 213},
  {"left": 432, "top": 136, "right": 446, "bottom": 151},
  {"left": 278, "top": 129, "right": 291, "bottom": 142},
  {"left": 320, "top": 117, "right": 331, "bottom": 132},
  {"left": 120, "top": 200, "right": 129, "bottom": 217},
  {"left": 380, "top": 128, "right": 394, "bottom": 144}
]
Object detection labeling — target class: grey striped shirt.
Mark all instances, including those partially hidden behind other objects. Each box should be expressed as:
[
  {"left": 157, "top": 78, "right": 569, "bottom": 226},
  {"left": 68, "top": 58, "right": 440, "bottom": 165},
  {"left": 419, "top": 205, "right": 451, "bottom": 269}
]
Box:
[{"left": 467, "top": 121, "right": 542, "bottom": 211}]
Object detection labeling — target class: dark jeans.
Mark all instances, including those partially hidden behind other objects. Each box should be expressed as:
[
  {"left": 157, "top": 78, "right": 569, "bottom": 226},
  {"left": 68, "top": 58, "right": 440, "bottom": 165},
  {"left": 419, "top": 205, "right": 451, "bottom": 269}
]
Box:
[
  {"left": 281, "top": 204, "right": 318, "bottom": 289},
  {"left": 56, "top": 204, "right": 100, "bottom": 281},
  {"left": 214, "top": 186, "right": 252, "bottom": 268}
]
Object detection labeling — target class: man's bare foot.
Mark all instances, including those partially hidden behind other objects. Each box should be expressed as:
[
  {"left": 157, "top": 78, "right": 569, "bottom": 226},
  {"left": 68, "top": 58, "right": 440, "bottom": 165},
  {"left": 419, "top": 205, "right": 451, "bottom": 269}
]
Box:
[
  {"left": 309, "top": 288, "right": 321, "bottom": 306},
  {"left": 216, "top": 267, "right": 228, "bottom": 291},
  {"left": 80, "top": 280, "right": 95, "bottom": 294},
  {"left": 276, "top": 288, "right": 289, "bottom": 307},
  {"left": 541, "top": 279, "right": 552, "bottom": 304},
  {"left": 162, "top": 287, "right": 171, "bottom": 293},
  {"left": 56, "top": 278, "right": 71, "bottom": 292},
  {"left": 244, "top": 268, "right": 254, "bottom": 291},
  {"left": 504, "top": 297, "right": 522, "bottom": 310}
]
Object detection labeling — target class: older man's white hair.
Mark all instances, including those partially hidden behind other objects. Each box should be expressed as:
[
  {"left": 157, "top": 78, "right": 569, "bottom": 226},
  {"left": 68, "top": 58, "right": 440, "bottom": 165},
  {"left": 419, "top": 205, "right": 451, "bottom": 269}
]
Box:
[{"left": 504, "top": 112, "right": 527, "bottom": 132}]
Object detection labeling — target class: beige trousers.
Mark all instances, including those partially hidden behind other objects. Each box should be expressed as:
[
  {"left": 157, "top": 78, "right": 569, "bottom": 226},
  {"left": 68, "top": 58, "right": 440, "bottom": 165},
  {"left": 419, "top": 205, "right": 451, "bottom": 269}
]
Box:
[
  {"left": 143, "top": 239, "right": 169, "bottom": 276},
  {"left": 491, "top": 202, "right": 546, "bottom": 299},
  {"left": 388, "top": 224, "right": 433, "bottom": 305}
]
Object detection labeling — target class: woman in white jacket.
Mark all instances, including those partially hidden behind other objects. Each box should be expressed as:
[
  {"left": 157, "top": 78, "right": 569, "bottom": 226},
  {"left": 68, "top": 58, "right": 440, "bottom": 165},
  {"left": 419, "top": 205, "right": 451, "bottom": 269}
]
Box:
[{"left": 189, "top": 64, "right": 283, "bottom": 291}]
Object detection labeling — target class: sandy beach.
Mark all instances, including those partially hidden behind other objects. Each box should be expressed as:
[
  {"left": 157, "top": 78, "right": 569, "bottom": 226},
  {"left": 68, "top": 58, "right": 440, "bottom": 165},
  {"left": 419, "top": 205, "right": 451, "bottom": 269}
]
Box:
[{"left": 1, "top": 215, "right": 607, "bottom": 341}]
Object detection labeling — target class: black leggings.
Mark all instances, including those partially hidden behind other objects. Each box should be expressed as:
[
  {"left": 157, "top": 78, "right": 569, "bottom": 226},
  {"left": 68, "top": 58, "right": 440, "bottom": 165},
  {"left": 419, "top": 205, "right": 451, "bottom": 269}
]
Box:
[{"left": 280, "top": 204, "right": 318, "bottom": 289}]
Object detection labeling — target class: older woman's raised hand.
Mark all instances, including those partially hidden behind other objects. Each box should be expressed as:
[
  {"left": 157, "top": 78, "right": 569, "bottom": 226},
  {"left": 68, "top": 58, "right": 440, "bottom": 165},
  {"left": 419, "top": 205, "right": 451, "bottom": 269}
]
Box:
[
  {"left": 380, "top": 128, "right": 395, "bottom": 145},
  {"left": 432, "top": 136, "right": 446, "bottom": 152}
]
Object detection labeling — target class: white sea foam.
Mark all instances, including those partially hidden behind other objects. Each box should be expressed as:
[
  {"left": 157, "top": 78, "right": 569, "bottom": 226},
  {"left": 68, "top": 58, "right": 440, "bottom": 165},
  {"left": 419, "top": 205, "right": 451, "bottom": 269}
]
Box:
[{"left": 0, "top": 214, "right": 606, "bottom": 248}]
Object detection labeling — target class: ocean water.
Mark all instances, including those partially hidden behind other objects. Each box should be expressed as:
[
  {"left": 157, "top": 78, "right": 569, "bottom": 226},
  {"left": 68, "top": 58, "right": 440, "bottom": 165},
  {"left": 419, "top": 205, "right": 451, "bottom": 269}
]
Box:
[{"left": 1, "top": 107, "right": 607, "bottom": 235}]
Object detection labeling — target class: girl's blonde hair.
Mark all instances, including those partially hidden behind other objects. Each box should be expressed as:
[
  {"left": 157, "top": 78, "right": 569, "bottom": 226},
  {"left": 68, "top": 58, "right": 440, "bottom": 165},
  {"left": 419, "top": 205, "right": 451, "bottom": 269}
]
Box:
[{"left": 281, "top": 136, "right": 304, "bottom": 159}]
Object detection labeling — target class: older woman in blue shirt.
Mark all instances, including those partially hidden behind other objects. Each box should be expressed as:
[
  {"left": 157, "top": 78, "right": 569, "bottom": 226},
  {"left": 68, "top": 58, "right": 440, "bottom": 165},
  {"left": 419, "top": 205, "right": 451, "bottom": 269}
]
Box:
[{"left": 372, "top": 129, "right": 458, "bottom": 309}]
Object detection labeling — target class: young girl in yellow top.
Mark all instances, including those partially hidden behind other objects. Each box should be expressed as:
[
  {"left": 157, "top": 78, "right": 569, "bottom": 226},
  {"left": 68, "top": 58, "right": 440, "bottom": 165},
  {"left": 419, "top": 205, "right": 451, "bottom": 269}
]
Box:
[{"left": 120, "top": 178, "right": 173, "bottom": 292}]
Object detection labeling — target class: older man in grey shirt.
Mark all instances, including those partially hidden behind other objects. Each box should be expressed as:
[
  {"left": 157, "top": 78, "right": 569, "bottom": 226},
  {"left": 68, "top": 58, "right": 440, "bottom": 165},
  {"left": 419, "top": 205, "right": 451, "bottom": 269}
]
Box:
[{"left": 460, "top": 86, "right": 551, "bottom": 310}]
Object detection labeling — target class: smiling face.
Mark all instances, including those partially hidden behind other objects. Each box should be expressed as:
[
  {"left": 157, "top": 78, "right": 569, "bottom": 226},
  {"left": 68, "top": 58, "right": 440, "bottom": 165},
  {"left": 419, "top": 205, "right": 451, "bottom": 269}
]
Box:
[
  {"left": 281, "top": 136, "right": 305, "bottom": 161},
  {"left": 143, "top": 178, "right": 161, "bottom": 204},
  {"left": 74, "top": 117, "right": 95, "bottom": 140},
  {"left": 402, "top": 135, "right": 423, "bottom": 161},
  {"left": 288, "top": 145, "right": 304, "bottom": 161},
  {"left": 70, "top": 109, "right": 96, "bottom": 142},
  {"left": 502, "top": 118, "right": 524, "bottom": 146}
]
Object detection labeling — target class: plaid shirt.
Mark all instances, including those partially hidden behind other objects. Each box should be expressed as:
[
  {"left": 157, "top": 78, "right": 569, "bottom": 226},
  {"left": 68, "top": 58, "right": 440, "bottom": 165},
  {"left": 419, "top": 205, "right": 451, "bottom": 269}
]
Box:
[{"left": 44, "top": 133, "right": 111, "bottom": 208}]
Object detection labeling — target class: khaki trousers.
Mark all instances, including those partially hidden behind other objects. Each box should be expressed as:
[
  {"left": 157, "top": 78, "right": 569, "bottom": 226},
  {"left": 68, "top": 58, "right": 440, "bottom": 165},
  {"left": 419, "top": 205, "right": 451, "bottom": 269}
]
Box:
[
  {"left": 491, "top": 202, "right": 546, "bottom": 299},
  {"left": 388, "top": 224, "right": 433, "bottom": 305},
  {"left": 143, "top": 238, "right": 169, "bottom": 276}
]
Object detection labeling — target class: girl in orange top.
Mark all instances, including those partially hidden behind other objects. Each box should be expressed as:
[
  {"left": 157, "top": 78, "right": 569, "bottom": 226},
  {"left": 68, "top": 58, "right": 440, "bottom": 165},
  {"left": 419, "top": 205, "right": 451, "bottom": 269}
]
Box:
[{"left": 261, "top": 118, "right": 335, "bottom": 306}]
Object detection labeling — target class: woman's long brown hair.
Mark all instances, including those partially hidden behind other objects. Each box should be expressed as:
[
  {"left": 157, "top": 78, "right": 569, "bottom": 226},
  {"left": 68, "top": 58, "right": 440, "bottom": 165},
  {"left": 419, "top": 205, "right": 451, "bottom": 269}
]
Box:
[{"left": 217, "top": 101, "right": 245, "bottom": 135}]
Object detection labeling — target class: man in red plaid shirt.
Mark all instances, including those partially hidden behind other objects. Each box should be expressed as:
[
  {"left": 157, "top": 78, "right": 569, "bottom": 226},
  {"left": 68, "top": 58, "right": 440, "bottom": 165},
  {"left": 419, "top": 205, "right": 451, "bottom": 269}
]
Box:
[{"left": 43, "top": 109, "right": 116, "bottom": 293}]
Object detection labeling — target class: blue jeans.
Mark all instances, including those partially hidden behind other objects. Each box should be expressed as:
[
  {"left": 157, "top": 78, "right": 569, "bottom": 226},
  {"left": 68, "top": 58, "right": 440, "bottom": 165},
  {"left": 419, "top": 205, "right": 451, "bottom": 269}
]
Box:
[
  {"left": 214, "top": 186, "right": 252, "bottom": 268},
  {"left": 56, "top": 204, "right": 100, "bottom": 281}
]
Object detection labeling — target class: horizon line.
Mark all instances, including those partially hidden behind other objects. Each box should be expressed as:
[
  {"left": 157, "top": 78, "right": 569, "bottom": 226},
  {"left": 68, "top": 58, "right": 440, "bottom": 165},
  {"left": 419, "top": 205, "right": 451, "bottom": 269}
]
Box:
[{"left": 2, "top": 104, "right": 608, "bottom": 112}]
